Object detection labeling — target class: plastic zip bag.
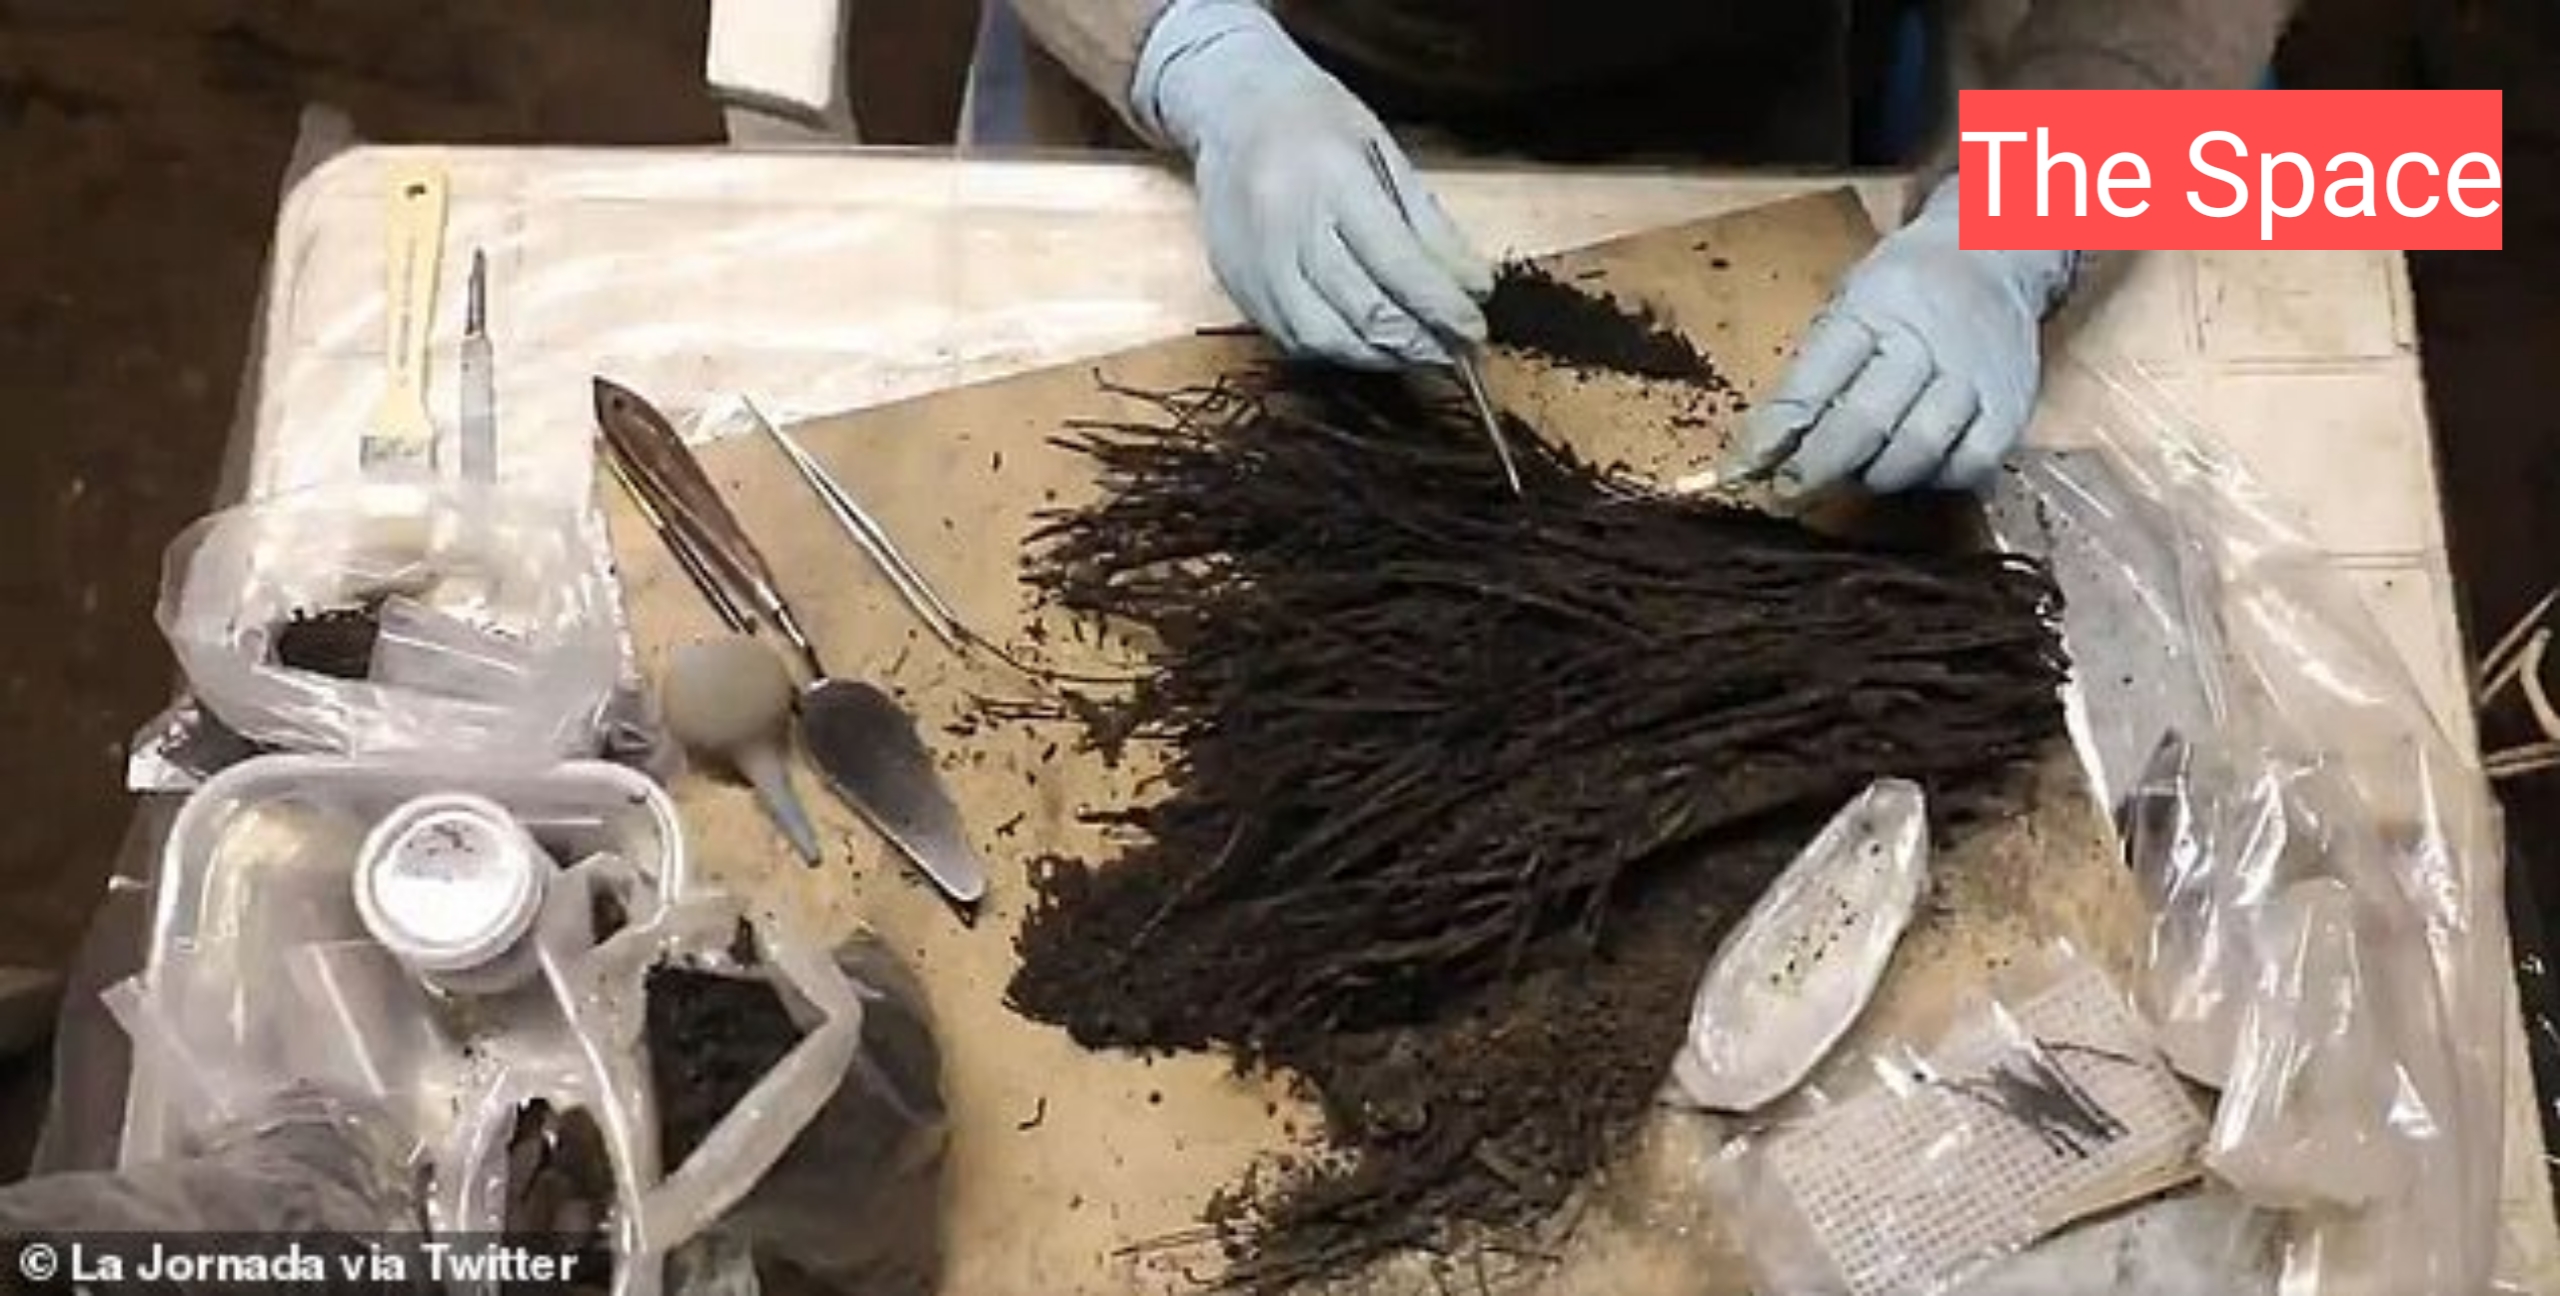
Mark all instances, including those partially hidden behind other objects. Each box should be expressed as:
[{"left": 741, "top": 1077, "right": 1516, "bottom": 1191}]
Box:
[
  {"left": 155, "top": 481, "right": 620, "bottom": 758},
  {"left": 2207, "top": 877, "right": 2406, "bottom": 1207},
  {"left": 686, "top": 935, "right": 949, "bottom": 1296},
  {"left": 2111, "top": 737, "right": 2421, "bottom": 1212},
  {"left": 1991, "top": 356, "right": 2506, "bottom": 1294},
  {"left": 530, "top": 882, "right": 947, "bottom": 1296},
  {"left": 2117, "top": 735, "right": 2310, "bottom": 1088}
]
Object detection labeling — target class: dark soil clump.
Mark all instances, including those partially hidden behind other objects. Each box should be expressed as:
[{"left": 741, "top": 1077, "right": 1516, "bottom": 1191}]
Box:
[
  {"left": 1484, "top": 261, "right": 1737, "bottom": 392},
  {"left": 272, "top": 602, "right": 384, "bottom": 680},
  {"left": 1003, "top": 364, "right": 2069, "bottom": 1289},
  {"left": 645, "top": 966, "right": 800, "bottom": 1168},
  {"left": 647, "top": 943, "right": 952, "bottom": 1296},
  {"left": 501, "top": 1100, "right": 614, "bottom": 1294},
  {"left": 1225, "top": 830, "right": 1802, "bottom": 1290}
]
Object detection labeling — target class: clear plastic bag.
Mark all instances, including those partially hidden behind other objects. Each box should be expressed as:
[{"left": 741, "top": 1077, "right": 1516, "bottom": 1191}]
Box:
[
  {"left": 1980, "top": 436, "right": 2221, "bottom": 817},
  {"left": 2116, "top": 734, "right": 2308, "bottom": 1088},
  {"left": 690, "top": 936, "right": 949, "bottom": 1296},
  {"left": 2107, "top": 739, "right": 2416, "bottom": 1212},
  {"left": 536, "top": 886, "right": 948, "bottom": 1296},
  {"left": 0, "top": 1090, "right": 417, "bottom": 1237},
  {"left": 154, "top": 480, "right": 620, "bottom": 758},
  {"left": 2207, "top": 877, "right": 2407, "bottom": 1208},
  {"left": 1991, "top": 357, "right": 2508, "bottom": 1294}
]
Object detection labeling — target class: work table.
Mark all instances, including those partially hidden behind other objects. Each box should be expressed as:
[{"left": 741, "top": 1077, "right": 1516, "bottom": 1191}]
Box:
[{"left": 221, "top": 146, "right": 2556, "bottom": 1289}]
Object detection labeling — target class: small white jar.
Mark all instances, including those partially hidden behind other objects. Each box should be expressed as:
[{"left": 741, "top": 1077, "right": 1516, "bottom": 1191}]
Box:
[{"left": 353, "top": 791, "right": 552, "bottom": 996}]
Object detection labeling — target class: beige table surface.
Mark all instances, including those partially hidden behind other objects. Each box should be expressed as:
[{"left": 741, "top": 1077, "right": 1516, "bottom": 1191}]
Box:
[{"left": 233, "top": 145, "right": 2556, "bottom": 1290}]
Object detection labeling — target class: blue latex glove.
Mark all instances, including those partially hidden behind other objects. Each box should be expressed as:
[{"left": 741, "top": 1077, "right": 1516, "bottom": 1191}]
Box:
[
  {"left": 1734, "top": 176, "right": 2079, "bottom": 495},
  {"left": 1133, "top": 0, "right": 1492, "bottom": 368}
]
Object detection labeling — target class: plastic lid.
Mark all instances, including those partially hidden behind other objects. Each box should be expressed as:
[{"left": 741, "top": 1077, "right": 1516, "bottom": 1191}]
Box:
[{"left": 353, "top": 792, "right": 546, "bottom": 973}]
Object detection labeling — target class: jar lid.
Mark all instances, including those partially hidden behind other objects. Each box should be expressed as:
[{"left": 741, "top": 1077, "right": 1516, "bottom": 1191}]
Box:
[{"left": 353, "top": 792, "right": 546, "bottom": 974}]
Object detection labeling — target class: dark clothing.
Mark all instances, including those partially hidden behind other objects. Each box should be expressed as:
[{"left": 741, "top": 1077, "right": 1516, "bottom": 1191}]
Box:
[
  {"left": 1281, "top": 0, "right": 1837, "bottom": 98},
  {"left": 1290, "top": 0, "right": 1868, "bottom": 163},
  {"left": 1006, "top": 0, "right": 2298, "bottom": 155}
]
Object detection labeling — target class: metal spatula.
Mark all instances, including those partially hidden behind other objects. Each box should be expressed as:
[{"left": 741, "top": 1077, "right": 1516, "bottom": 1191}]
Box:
[{"left": 798, "top": 677, "right": 989, "bottom": 909}]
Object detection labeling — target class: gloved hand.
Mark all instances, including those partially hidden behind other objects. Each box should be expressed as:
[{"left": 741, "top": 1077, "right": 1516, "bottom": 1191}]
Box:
[
  {"left": 1731, "top": 176, "right": 2079, "bottom": 495},
  {"left": 1133, "top": 0, "right": 1493, "bottom": 368}
]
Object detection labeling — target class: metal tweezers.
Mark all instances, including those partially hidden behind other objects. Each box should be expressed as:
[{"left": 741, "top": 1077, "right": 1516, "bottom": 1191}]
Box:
[
  {"left": 1362, "top": 140, "right": 1524, "bottom": 496},
  {"left": 743, "top": 398, "right": 970, "bottom": 652}
]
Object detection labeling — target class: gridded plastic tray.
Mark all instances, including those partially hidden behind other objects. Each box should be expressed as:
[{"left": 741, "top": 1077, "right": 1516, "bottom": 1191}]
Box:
[{"left": 1762, "top": 962, "right": 2206, "bottom": 1296}]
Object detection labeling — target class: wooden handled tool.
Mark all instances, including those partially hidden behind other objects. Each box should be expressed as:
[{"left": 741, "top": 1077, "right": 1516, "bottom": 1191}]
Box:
[
  {"left": 362, "top": 160, "right": 448, "bottom": 473},
  {"left": 592, "top": 377, "right": 825, "bottom": 679}
]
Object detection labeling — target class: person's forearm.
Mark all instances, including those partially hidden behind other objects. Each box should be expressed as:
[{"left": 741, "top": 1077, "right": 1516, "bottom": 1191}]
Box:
[
  {"left": 1010, "top": 0, "right": 1176, "bottom": 127},
  {"left": 2001, "top": 0, "right": 2297, "bottom": 92}
]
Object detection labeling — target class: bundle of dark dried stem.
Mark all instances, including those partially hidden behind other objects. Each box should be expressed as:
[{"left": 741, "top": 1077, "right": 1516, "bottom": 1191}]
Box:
[{"left": 1003, "top": 363, "right": 2069, "bottom": 1291}]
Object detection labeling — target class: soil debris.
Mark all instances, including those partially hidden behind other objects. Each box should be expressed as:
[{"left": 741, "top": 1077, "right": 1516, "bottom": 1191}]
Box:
[
  {"left": 1483, "top": 261, "right": 1736, "bottom": 392},
  {"left": 646, "top": 966, "right": 800, "bottom": 1169},
  {"left": 649, "top": 941, "right": 951, "bottom": 1296},
  {"left": 502, "top": 1100, "right": 615, "bottom": 1293},
  {"left": 272, "top": 601, "right": 383, "bottom": 680},
  {"left": 1002, "top": 364, "right": 2069, "bottom": 1289}
]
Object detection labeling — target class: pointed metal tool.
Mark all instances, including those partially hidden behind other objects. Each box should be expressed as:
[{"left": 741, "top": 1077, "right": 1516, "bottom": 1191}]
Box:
[
  {"left": 457, "top": 250, "right": 497, "bottom": 483},
  {"left": 1450, "top": 348, "right": 1524, "bottom": 495},
  {"left": 740, "top": 398, "right": 969, "bottom": 653},
  {"left": 592, "top": 377, "right": 825, "bottom": 680},
  {"left": 1361, "top": 139, "right": 1523, "bottom": 496},
  {"left": 598, "top": 381, "right": 990, "bottom": 912},
  {"left": 1679, "top": 416, "right": 1816, "bottom": 497},
  {"left": 601, "top": 443, "right": 753, "bottom": 634}
]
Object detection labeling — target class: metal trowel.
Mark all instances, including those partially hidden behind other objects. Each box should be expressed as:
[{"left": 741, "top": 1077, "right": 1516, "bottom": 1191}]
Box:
[
  {"left": 597, "top": 377, "right": 987, "bottom": 912},
  {"left": 798, "top": 678, "right": 989, "bottom": 910}
]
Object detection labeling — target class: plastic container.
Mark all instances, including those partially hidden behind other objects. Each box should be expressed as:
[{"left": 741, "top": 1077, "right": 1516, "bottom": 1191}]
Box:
[
  {"left": 121, "top": 755, "right": 687, "bottom": 1171},
  {"left": 116, "top": 754, "right": 945, "bottom": 1295},
  {"left": 354, "top": 792, "right": 553, "bottom": 996},
  {"left": 154, "top": 481, "right": 621, "bottom": 758}
]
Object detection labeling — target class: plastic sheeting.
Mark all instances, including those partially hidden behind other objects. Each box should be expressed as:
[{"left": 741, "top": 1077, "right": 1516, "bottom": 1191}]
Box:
[
  {"left": 235, "top": 147, "right": 1904, "bottom": 515},
  {"left": 1987, "top": 357, "right": 2509, "bottom": 1295}
]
